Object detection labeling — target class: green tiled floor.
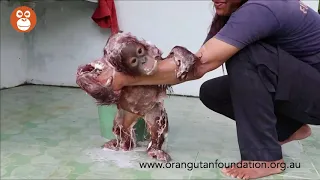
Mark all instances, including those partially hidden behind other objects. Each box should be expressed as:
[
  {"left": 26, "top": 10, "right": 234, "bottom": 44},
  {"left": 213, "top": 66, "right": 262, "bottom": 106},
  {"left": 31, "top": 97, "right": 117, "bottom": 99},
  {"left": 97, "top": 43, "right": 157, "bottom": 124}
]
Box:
[{"left": 1, "top": 85, "right": 319, "bottom": 179}]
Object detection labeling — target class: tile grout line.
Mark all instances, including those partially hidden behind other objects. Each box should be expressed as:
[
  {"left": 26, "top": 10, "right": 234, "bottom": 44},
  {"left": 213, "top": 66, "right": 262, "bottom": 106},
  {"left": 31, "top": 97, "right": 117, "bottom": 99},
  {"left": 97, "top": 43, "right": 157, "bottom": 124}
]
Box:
[
  {"left": 311, "top": 162, "right": 320, "bottom": 178},
  {"left": 188, "top": 151, "right": 199, "bottom": 179}
]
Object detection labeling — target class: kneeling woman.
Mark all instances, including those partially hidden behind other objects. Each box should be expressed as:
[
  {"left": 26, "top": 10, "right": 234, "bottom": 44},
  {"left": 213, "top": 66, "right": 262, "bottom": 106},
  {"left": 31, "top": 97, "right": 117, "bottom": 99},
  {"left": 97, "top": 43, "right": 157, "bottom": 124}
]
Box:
[{"left": 106, "top": 0, "right": 320, "bottom": 179}]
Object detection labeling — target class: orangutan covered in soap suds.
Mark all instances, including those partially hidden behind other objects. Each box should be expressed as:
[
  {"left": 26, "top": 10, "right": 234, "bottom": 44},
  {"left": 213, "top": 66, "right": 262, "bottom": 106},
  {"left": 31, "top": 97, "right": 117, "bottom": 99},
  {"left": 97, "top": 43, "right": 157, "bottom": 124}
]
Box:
[{"left": 76, "top": 32, "right": 198, "bottom": 162}]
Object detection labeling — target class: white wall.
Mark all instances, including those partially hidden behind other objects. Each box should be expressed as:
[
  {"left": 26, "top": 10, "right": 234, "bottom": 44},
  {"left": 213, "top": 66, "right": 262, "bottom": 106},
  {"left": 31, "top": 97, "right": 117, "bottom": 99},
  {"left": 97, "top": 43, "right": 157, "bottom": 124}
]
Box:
[
  {"left": 303, "top": 0, "right": 319, "bottom": 12},
  {"left": 0, "top": 2, "right": 27, "bottom": 89},
  {"left": 1, "top": 0, "right": 319, "bottom": 95},
  {"left": 25, "top": 1, "right": 110, "bottom": 86},
  {"left": 25, "top": 0, "right": 220, "bottom": 96}
]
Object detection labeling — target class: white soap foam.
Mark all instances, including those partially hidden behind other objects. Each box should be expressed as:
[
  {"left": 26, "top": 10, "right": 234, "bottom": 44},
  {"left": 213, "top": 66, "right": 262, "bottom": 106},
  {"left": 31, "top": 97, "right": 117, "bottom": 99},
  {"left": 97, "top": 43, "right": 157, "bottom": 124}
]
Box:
[{"left": 80, "top": 141, "right": 153, "bottom": 169}]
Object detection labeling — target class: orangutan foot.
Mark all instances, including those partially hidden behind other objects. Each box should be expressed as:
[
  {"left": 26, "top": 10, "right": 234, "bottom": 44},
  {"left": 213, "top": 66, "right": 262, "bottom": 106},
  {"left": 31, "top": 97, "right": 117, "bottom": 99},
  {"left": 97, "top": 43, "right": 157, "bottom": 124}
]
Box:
[
  {"left": 221, "top": 160, "right": 284, "bottom": 179},
  {"left": 102, "top": 138, "right": 135, "bottom": 151},
  {"left": 101, "top": 139, "right": 119, "bottom": 151},
  {"left": 147, "top": 149, "right": 171, "bottom": 162},
  {"left": 280, "top": 124, "right": 311, "bottom": 145}
]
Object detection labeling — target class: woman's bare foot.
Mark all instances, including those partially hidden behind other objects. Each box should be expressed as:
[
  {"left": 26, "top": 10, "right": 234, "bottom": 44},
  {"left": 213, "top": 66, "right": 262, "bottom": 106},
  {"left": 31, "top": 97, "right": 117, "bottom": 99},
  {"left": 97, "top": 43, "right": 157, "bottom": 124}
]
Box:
[
  {"left": 221, "top": 159, "right": 285, "bottom": 179},
  {"left": 279, "top": 124, "right": 312, "bottom": 145}
]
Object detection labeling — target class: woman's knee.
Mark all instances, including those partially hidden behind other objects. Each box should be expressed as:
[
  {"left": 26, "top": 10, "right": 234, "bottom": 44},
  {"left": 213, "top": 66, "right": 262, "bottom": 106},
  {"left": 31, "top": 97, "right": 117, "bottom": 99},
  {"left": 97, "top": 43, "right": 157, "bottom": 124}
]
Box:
[
  {"left": 199, "top": 80, "right": 212, "bottom": 104},
  {"left": 199, "top": 76, "right": 230, "bottom": 109},
  {"left": 199, "top": 82, "right": 220, "bottom": 112},
  {"left": 199, "top": 76, "right": 235, "bottom": 119}
]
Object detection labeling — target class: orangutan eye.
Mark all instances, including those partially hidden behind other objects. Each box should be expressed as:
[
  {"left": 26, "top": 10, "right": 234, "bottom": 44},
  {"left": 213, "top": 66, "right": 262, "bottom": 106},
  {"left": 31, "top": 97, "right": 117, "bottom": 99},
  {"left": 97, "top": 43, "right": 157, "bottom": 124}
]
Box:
[
  {"left": 137, "top": 47, "right": 144, "bottom": 56},
  {"left": 130, "top": 57, "right": 138, "bottom": 66}
]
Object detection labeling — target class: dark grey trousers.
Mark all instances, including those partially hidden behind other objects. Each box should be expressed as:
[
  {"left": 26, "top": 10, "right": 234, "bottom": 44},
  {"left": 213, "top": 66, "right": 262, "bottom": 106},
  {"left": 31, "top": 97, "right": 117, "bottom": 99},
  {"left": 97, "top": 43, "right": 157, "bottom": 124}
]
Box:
[{"left": 199, "top": 41, "right": 320, "bottom": 161}]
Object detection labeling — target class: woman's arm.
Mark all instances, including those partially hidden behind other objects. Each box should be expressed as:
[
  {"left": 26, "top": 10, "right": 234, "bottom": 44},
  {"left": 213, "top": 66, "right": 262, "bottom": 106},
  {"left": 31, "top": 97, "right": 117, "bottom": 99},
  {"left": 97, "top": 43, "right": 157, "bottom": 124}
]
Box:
[
  {"left": 112, "top": 37, "right": 240, "bottom": 90},
  {"left": 124, "top": 58, "right": 198, "bottom": 86},
  {"left": 193, "top": 37, "right": 239, "bottom": 77}
]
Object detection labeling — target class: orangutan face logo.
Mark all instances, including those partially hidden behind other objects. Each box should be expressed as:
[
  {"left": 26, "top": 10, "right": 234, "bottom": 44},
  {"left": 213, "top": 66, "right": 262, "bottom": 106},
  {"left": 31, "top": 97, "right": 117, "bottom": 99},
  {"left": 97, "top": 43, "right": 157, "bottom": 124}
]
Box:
[{"left": 10, "top": 6, "right": 37, "bottom": 33}]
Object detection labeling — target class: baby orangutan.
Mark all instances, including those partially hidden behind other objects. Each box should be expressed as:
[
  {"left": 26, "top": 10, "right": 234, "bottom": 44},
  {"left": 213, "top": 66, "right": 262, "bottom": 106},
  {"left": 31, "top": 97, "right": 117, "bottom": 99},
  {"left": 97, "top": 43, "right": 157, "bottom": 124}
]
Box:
[{"left": 76, "top": 32, "right": 199, "bottom": 162}]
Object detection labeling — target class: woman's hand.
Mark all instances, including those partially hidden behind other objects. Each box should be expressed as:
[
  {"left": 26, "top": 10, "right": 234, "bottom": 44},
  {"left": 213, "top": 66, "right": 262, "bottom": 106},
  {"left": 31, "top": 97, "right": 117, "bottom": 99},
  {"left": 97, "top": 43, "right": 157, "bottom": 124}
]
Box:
[
  {"left": 96, "top": 70, "right": 129, "bottom": 91},
  {"left": 111, "top": 71, "right": 130, "bottom": 91},
  {"left": 192, "top": 51, "right": 207, "bottom": 78}
]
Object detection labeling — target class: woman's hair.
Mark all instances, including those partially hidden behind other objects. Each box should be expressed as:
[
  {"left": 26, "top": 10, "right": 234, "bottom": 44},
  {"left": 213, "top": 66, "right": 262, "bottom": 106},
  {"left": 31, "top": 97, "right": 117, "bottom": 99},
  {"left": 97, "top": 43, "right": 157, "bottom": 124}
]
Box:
[
  {"left": 208, "top": 0, "right": 248, "bottom": 37},
  {"left": 208, "top": 15, "right": 230, "bottom": 37}
]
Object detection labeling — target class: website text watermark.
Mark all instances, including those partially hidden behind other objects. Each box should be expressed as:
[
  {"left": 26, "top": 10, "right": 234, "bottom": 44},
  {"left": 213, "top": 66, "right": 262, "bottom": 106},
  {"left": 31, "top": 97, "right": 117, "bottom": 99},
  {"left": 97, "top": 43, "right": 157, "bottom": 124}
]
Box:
[{"left": 139, "top": 160, "right": 301, "bottom": 171}]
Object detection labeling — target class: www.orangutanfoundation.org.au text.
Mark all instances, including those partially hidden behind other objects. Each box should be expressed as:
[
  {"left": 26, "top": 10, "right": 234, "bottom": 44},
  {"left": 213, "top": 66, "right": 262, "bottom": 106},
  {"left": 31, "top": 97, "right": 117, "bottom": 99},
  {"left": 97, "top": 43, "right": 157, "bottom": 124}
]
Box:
[{"left": 139, "top": 160, "right": 301, "bottom": 171}]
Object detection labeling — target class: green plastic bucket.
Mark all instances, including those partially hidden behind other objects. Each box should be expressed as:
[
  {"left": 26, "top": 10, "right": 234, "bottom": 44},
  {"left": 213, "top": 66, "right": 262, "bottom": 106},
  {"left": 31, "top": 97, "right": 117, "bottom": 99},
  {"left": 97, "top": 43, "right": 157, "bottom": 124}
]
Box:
[{"left": 97, "top": 105, "right": 149, "bottom": 141}]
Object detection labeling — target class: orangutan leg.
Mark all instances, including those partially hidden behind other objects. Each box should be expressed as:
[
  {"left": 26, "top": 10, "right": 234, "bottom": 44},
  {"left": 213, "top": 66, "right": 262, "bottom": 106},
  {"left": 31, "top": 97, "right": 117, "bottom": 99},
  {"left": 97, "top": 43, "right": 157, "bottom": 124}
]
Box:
[
  {"left": 102, "top": 108, "right": 141, "bottom": 151},
  {"left": 144, "top": 103, "right": 170, "bottom": 162}
]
